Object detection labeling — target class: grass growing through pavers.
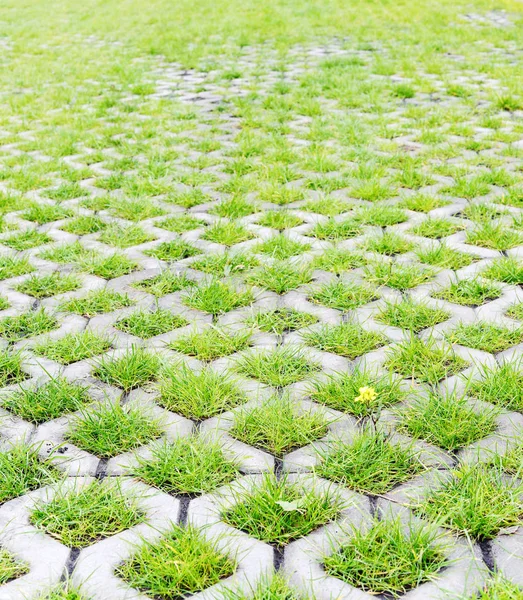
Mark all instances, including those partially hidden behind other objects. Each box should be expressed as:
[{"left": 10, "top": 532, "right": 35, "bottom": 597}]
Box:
[
  {"left": 323, "top": 518, "right": 447, "bottom": 596},
  {"left": 416, "top": 244, "right": 475, "bottom": 270},
  {"left": 245, "top": 261, "right": 312, "bottom": 294},
  {"left": 0, "top": 444, "right": 59, "bottom": 504},
  {"left": 0, "top": 349, "right": 27, "bottom": 386},
  {"left": 316, "top": 430, "right": 424, "bottom": 494},
  {"left": 398, "top": 391, "right": 499, "bottom": 452},
  {"left": 116, "top": 525, "right": 235, "bottom": 599},
  {"left": 157, "top": 363, "right": 246, "bottom": 419},
  {"left": 182, "top": 279, "right": 253, "bottom": 315},
  {"left": 376, "top": 298, "right": 450, "bottom": 332},
  {"left": 0, "top": 255, "right": 34, "bottom": 280},
  {"left": 230, "top": 394, "right": 328, "bottom": 456},
  {"left": 93, "top": 347, "right": 162, "bottom": 391},
  {"left": 2, "top": 0, "right": 523, "bottom": 594},
  {"left": 115, "top": 309, "right": 188, "bottom": 338},
  {"left": 3, "top": 379, "right": 90, "bottom": 423},
  {"left": 16, "top": 272, "right": 81, "bottom": 298},
  {"left": 235, "top": 346, "right": 320, "bottom": 387},
  {"left": 386, "top": 337, "right": 468, "bottom": 384},
  {"left": 445, "top": 322, "right": 523, "bottom": 353},
  {"left": 31, "top": 480, "right": 143, "bottom": 547},
  {"left": 0, "top": 310, "right": 58, "bottom": 342},
  {"left": 0, "top": 549, "right": 28, "bottom": 585},
  {"left": 134, "top": 436, "right": 239, "bottom": 495},
  {"left": 309, "top": 368, "right": 407, "bottom": 417},
  {"left": 67, "top": 403, "right": 163, "bottom": 458},
  {"left": 468, "top": 361, "right": 523, "bottom": 413},
  {"left": 223, "top": 475, "right": 340, "bottom": 545},
  {"left": 132, "top": 271, "right": 195, "bottom": 296},
  {"left": 169, "top": 326, "right": 251, "bottom": 361},
  {"left": 303, "top": 322, "right": 386, "bottom": 359},
  {"left": 59, "top": 288, "right": 133, "bottom": 317},
  {"left": 249, "top": 308, "right": 318, "bottom": 334},
  {"left": 418, "top": 463, "right": 523, "bottom": 540},
  {"left": 433, "top": 278, "right": 502, "bottom": 307},
  {"left": 309, "top": 280, "right": 378, "bottom": 312},
  {"left": 34, "top": 331, "right": 112, "bottom": 363}
]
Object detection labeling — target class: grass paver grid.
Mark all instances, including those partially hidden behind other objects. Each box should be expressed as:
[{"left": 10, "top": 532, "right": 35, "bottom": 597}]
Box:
[{"left": 0, "top": 0, "right": 522, "bottom": 598}]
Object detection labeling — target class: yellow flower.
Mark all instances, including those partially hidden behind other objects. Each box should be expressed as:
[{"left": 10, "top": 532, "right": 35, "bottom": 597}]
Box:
[{"left": 355, "top": 386, "right": 377, "bottom": 404}]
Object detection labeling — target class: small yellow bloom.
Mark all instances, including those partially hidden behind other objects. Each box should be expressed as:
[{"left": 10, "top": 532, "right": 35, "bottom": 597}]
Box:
[{"left": 355, "top": 386, "right": 377, "bottom": 404}]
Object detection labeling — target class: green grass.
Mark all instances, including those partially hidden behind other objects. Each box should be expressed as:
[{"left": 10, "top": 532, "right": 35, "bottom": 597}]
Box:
[
  {"left": 99, "top": 223, "right": 154, "bottom": 248},
  {"left": 223, "top": 475, "right": 340, "bottom": 545},
  {"left": 3, "top": 379, "right": 90, "bottom": 423},
  {"left": 169, "top": 326, "right": 251, "bottom": 361},
  {"left": 316, "top": 430, "right": 424, "bottom": 494},
  {"left": 144, "top": 239, "right": 200, "bottom": 261},
  {"left": 0, "top": 444, "right": 59, "bottom": 504},
  {"left": 399, "top": 194, "right": 450, "bottom": 213},
  {"left": 0, "top": 549, "right": 28, "bottom": 585},
  {"left": 303, "top": 322, "right": 385, "bottom": 359},
  {"left": 311, "top": 248, "right": 366, "bottom": 274},
  {"left": 255, "top": 234, "right": 310, "bottom": 259},
  {"left": 309, "top": 368, "right": 406, "bottom": 417},
  {"left": 67, "top": 402, "right": 163, "bottom": 458},
  {"left": 16, "top": 272, "right": 81, "bottom": 298},
  {"left": 34, "top": 331, "right": 111, "bottom": 363},
  {"left": 398, "top": 391, "right": 498, "bottom": 451},
  {"left": 416, "top": 244, "right": 475, "bottom": 270},
  {"left": 116, "top": 525, "right": 235, "bottom": 600},
  {"left": 309, "top": 280, "right": 378, "bottom": 312},
  {"left": 0, "top": 310, "right": 57, "bottom": 342},
  {"left": 59, "top": 288, "right": 132, "bottom": 316},
  {"left": 418, "top": 464, "right": 523, "bottom": 540},
  {"left": 2, "top": 229, "right": 52, "bottom": 251},
  {"left": 31, "top": 480, "right": 143, "bottom": 547},
  {"left": 132, "top": 271, "right": 195, "bottom": 296},
  {"left": 385, "top": 337, "right": 468, "bottom": 384},
  {"left": 0, "top": 255, "right": 34, "bottom": 280},
  {"left": 359, "top": 232, "right": 414, "bottom": 256},
  {"left": 376, "top": 298, "right": 449, "bottom": 332},
  {"left": 35, "top": 582, "right": 86, "bottom": 600},
  {"left": 201, "top": 220, "right": 254, "bottom": 246},
  {"left": 310, "top": 217, "right": 362, "bottom": 241},
  {"left": 191, "top": 252, "right": 259, "bottom": 276},
  {"left": 0, "top": 349, "right": 27, "bottom": 386},
  {"left": 235, "top": 346, "right": 319, "bottom": 387},
  {"left": 323, "top": 518, "right": 447, "bottom": 596},
  {"left": 410, "top": 218, "right": 465, "bottom": 239},
  {"left": 446, "top": 322, "right": 523, "bottom": 353},
  {"left": 466, "top": 223, "right": 523, "bottom": 251},
  {"left": 157, "top": 363, "right": 245, "bottom": 419},
  {"left": 157, "top": 214, "right": 206, "bottom": 233},
  {"left": 249, "top": 308, "right": 318, "bottom": 335},
  {"left": 482, "top": 257, "right": 523, "bottom": 285},
  {"left": 256, "top": 211, "right": 303, "bottom": 230},
  {"left": 433, "top": 278, "right": 501, "bottom": 307},
  {"left": 363, "top": 261, "right": 435, "bottom": 291},
  {"left": 61, "top": 215, "right": 107, "bottom": 235},
  {"left": 230, "top": 394, "right": 327, "bottom": 456},
  {"left": 76, "top": 251, "right": 138, "bottom": 279},
  {"left": 245, "top": 261, "right": 312, "bottom": 294},
  {"left": 477, "top": 575, "right": 523, "bottom": 600},
  {"left": 468, "top": 361, "right": 523, "bottom": 412},
  {"left": 134, "top": 436, "right": 238, "bottom": 495},
  {"left": 115, "top": 309, "right": 188, "bottom": 338},
  {"left": 182, "top": 279, "right": 253, "bottom": 315},
  {"left": 506, "top": 302, "right": 523, "bottom": 321},
  {"left": 93, "top": 347, "right": 162, "bottom": 391}
]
